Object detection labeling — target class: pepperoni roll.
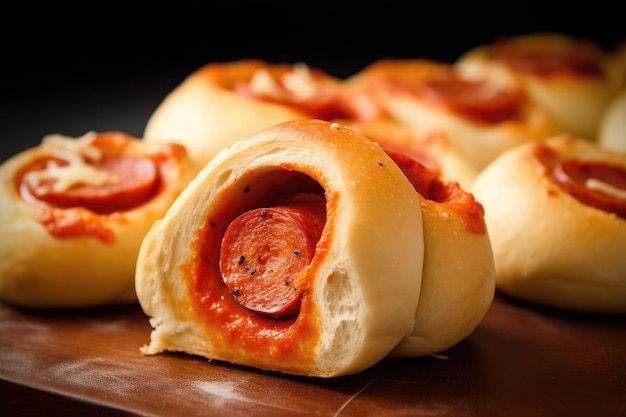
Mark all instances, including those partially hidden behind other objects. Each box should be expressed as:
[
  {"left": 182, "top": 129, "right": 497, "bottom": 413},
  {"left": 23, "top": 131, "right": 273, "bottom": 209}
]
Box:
[
  {"left": 136, "top": 119, "right": 425, "bottom": 377},
  {"left": 456, "top": 32, "right": 625, "bottom": 140},
  {"left": 0, "top": 131, "right": 194, "bottom": 308},
  {"left": 143, "top": 59, "right": 349, "bottom": 173},
  {"left": 342, "top": 58, "right": 563, "bottom": 174},
  {"left": 471, "top": 133, "right": 626, "bottom": 314}
]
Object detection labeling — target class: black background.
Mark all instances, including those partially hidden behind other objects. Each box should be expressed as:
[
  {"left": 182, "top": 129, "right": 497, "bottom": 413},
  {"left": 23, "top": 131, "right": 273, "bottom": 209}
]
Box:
[{"left": 2, "top": 1, "right": 624, "bottom": 162}]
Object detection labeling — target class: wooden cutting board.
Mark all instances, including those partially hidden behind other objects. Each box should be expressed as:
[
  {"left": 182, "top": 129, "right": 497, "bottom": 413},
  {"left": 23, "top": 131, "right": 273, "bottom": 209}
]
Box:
[{"left": 1, "top": 294, "right": 625, "bottom": 417}]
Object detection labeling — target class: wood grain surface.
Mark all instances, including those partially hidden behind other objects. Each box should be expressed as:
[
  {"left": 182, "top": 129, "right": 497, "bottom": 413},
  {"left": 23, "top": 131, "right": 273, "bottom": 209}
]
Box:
[{"left": 1, "top": 294, "right": 625, "bottom": 417}]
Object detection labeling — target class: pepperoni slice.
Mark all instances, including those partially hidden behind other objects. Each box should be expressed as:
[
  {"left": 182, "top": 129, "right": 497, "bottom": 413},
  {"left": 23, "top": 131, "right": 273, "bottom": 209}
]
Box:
[
  {"left": 219, "top": 193, "right": 326, "bottom": 319},
  {"left": 552, "top": 161, "right": 626, "bottom": 218},
  {"left": 26, "top": 156, "right": 160, "bottom": 214},
  {"left": 415, "top": 78, "right": 523, "bottom": 124}
]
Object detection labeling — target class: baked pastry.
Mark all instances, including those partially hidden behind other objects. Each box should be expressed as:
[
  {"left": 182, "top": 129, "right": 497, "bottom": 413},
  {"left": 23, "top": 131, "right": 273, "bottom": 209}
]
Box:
[
  {"left": 0, "top": 131, "right": 194, "bottom": 308},
  {"left": 383, "top": 150, "right": 495, "bottom": 357},
  {"left": 136, "top": 119, "right": 425, "bottom": 377},
  {"left": 456, "top": 32, "right": 624, "bottom": 140},
  {"left": 598, "top": 88, "right": 626, "bottom": 152},
  {"left": 471, "top": 133, "right": 626, "bottom": 314},
  {"left": 343, "top": 58, "right": 563, "bottom": 173},
  {"left": 143, "top": 59, "right": 348, "bottom": 172}
]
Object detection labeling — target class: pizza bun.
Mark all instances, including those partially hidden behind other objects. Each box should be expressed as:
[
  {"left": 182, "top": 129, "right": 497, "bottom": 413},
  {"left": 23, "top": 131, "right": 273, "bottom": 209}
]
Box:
[
  {"left": 345, "top": 58, "right": 563, "bottom": 172},
  {"left": 456, "top": 32, "right": 625, "bottom": 140},
  {"left": 135, "top": 119, "right": 426, "bottom": 377},
  {"left": 0, "top": 131, "right": 194, "bottom": 308},
  {"left": 598, "top": 88, "right": 626, "bottom": 152},
  {"left": 471, "top": 133, "right": 626, "bottom": 314},
  {"left": 336, "top": 118, "right": 479, "bottom": 189},
  {"left": 143, "top": 59, "right": 346, "bottom": 172},
  {"left": 385, "top": 155, "right": 495, "bottom": 357}
]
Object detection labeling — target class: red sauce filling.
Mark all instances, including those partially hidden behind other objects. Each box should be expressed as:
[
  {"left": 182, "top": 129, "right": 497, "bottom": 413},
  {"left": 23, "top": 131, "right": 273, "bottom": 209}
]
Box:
[{"left": 184, "top": 171, "right": 329, "bottom": 365}]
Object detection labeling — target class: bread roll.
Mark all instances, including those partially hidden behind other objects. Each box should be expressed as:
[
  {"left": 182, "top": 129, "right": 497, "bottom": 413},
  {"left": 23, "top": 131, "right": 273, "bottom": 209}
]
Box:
[
  {"left": 143, "top": 60, "right": 346, "bottom": 172},
  {"left": 135, "top": 119, "right": 425, "bottom": 377},
  {"left": 471, "top": 133, "right": 626, "bottom": 314},
  {"left": 343, "top": 58, "right": 563, "bottom": 173},
  {"left": 456, "top": 32, "right": 624, "bottom": 140},
  {"left": 0, "top": 131, "right": 194, "bottom": 308}
]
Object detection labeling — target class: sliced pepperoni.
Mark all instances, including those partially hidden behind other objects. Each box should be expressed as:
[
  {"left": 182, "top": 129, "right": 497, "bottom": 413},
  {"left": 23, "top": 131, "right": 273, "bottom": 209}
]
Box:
[
  {"left": 26, "top": 156, "right": 160, "bottom": 214},
  {"left": 219, "top": 193, "right": 326, "bottom": 319},
  {"left": 414, "top": 78, "right": 524, "bottom": 124},
  {"left": 552, "top": 161, "right": 626, "bottom": 218}
]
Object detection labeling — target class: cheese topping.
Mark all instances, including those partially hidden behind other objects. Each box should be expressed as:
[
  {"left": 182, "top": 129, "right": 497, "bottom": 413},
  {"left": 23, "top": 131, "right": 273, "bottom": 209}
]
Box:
[
  {"left": 248, "top": 62, "right": 319, "bottom": 102},
  {"left": 586, "top": 178, "right": 626, "bottom": 200},
  {"left": 24, "top": 132, "right": 115, "bottom": 193}
]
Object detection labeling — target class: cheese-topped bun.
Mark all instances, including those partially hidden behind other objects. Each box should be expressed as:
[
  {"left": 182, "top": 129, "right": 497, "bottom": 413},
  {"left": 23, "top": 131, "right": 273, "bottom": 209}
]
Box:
[
  {"left": 343, "top": 58, "right": 563, "bottom": 173},
  {"left": 135, "top": 119, "right": 425, "bottom": 377},
  {"left": 143, "top": 60, "right": 348, "bottom": 172},
  {"left": 337, "top": 118, "right": 479, "bottom": 189},
  {"left": 471, "top": 133, "right": 626, "bottom": 314},
  {"left": 0, "top": 131, "right": 194, "bottom": 308},
  {"left": 383, "top": 152, "right": 495, "bottom": 357},
  {"left": 456, "top": 32, "right": 624, "bottom": 140},
  {"left": 598, "top": 88, "right": 626, "bottom": 152}
]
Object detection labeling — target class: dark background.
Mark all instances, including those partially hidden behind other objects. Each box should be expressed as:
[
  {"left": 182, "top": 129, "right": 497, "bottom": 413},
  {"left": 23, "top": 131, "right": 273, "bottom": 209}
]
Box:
[{"left": 2, "top": 2, "right": 624, "bottom": 162}]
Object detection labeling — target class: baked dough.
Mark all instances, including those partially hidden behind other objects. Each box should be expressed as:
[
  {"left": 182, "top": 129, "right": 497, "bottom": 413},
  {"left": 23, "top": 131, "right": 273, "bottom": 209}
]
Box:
[
  {"left": 456, "top": 32, "right": 624, "bottom": 140},
  {"left": 598, "top": 88, "right": 626, "bottom": 152},
  {"left": 143, "top": 59, "right": 346, "bottom": 172},
  {"left": 0, "top": 131, "right": 194, "bottom": 308},
  {"left": 471, "top": 133, "right": 626, "bottom": 314},
  {"left": 136, "top": 119, "right": 425, "bottom": 377},
  {"left": 343, "top": 58, "right": 563, "bottom": 173},
  {"left": 384, "top": 151, "right": 495, "bottom": 357}
]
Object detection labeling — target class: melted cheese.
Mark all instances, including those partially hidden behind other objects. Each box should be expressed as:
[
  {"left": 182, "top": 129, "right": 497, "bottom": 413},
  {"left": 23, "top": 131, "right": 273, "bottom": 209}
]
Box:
[
  {"left": 248, "top": 62, "right": 319, "bottom": 102},
  {"left": 24, "top": 132, "right": 114, "bottom": 192},
  {"left": 586, "top": 178, "right": 626, "bottom": 200}
]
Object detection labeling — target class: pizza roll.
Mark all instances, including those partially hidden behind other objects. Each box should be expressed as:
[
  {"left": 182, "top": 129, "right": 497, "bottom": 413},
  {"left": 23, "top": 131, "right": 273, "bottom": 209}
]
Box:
[
  {"left": 598, "top": 88, "right": 626, "bottom": 152},
  {"left": 471, "top": 133, "right": 626, "bottom": 314},
  {"left": 0, "top": 131, "right": 194, "bottom": 308},
  {"left": 343, "top": 58, "right": 563, "bottom": 173},
  {"left": 456, "top": 32, "right": 624, "bottom": 140},
  {"left": 383, "top": 151, "right": 495, "bottom": 357},
  {"left": 135, "top": 119, "right": 426, "bottom": 377},
  {"left": 143, "top": 59, "right": 348, "bottom": 172}
]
